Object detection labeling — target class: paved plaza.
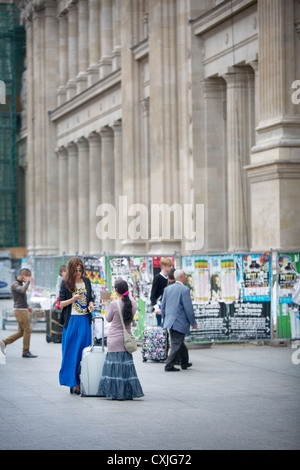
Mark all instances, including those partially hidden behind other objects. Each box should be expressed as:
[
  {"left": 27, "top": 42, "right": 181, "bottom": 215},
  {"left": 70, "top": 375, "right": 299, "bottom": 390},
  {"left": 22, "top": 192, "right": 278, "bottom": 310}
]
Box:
[{"left": 0, "top": 299, "right": 299, "bottom": 451}]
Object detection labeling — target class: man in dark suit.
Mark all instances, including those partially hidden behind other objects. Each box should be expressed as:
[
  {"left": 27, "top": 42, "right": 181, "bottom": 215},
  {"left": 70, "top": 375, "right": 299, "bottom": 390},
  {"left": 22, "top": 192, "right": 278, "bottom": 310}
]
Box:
[{"left": 161, "top": 270, "right": 197, "bottom": 371}]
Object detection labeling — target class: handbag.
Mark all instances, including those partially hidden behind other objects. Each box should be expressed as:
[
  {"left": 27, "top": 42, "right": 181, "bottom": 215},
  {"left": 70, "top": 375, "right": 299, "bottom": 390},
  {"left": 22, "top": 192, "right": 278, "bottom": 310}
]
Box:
[{"left": 117, "top": 300, "right": 138, "bottom": 353}]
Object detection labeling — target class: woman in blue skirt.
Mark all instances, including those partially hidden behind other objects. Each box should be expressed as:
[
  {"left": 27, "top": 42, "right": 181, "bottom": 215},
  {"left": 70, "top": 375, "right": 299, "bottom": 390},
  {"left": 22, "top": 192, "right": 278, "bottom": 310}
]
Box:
[
  {"left": 59, "top": 257, "right": 94, "bottom": 394},
  {"left": 98, "top": 279, "right": 144, "bottom": 400}
]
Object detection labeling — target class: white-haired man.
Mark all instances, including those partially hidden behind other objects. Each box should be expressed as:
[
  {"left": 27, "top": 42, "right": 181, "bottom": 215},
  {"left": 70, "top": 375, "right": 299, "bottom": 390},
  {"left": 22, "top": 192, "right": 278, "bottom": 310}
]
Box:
[{"left": 161, "top": 270, "right": 197, "bottom": 371}]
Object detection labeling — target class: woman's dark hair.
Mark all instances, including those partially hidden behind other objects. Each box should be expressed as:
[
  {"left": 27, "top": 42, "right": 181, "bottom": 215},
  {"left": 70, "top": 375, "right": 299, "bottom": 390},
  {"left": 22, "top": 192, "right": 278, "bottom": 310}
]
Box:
[
  {"left": 64, "top": 257, "right": 85, "bottom": 293},
  {"left": 114, "top": 278, "right": 133, "bottom": 325}
]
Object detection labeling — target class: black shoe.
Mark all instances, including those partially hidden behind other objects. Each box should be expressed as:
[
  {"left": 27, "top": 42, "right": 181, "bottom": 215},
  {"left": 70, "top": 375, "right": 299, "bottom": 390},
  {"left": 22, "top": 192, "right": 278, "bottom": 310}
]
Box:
[
  {"left": 165, "top": 366, "right": 180, "bottom": 372},
  {"left": 22, "top": 352, "right": 38, "bottom": 358},
  {"left": 181, "top": 362, "right": 192, "bottom": 370}
]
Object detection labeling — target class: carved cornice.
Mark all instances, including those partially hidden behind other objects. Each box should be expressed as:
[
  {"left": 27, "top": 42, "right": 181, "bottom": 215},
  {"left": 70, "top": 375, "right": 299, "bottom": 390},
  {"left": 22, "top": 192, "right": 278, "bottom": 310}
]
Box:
[
  {"left": 50, "top": 68, "right": 121, "bottom": 123},
  {"left": 191, "top": 0, "right": 257, "bottom": 36}
]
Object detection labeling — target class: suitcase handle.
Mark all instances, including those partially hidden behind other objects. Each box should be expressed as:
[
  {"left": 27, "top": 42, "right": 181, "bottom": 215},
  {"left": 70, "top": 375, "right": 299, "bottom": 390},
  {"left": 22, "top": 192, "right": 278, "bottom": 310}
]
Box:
[{"left": 92, "top": 314, "right": 105, "bottom": 352}]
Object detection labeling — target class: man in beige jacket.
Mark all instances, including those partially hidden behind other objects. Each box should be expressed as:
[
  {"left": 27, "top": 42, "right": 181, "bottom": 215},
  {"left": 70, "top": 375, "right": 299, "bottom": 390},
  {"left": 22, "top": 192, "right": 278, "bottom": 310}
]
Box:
[{"left": 0, "top": 268, "right": 37, "bottom": 358}]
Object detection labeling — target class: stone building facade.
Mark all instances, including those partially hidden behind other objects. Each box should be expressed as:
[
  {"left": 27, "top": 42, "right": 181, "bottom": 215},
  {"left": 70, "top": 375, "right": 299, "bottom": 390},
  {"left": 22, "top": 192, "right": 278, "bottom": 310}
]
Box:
[{"left": 16, "top": 0, "right": 300, "bottom": 256}]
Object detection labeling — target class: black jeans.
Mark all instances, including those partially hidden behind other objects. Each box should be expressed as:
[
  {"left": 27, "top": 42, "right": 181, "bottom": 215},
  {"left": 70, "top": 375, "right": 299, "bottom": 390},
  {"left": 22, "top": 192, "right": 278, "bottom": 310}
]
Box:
[{"left": 165, "top": 328, "right": 189, "bottom": 370}]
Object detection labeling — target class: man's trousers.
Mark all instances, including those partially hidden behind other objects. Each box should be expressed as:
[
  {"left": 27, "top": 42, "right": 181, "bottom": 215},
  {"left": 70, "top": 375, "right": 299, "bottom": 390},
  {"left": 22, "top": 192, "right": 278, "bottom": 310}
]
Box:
[
  {"left": 165, "top": 328, "right": 189, "bottom": 370},
  {"left": 4, "top": 309, "right": 32, "bottom": 355}
]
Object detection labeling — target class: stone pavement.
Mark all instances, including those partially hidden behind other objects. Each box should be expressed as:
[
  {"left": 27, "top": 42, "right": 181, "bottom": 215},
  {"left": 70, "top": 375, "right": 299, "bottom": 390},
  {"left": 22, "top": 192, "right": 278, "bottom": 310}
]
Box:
[{"left": 0, "top": 314, "right": 300, "bottom": 450}]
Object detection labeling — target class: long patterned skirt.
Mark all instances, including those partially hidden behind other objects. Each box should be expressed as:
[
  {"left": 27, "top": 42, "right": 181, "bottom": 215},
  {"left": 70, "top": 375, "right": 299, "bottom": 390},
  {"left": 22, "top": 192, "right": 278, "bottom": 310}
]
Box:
[{"left": 98, "top": 351, "right": 144, "bottom": 400}]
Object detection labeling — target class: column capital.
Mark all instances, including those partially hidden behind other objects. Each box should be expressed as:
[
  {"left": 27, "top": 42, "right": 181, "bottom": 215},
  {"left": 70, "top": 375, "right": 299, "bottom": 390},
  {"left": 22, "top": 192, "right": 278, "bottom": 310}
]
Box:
[
  {"left": 100, "top": 126, "right": 113, "bottom": 138},
  {"left": 56, "top": 146, "right": 68, "bottom": 159},
  {"left": 77, "top": 136, "right": 89, "bottom": 149},
  {"left": 67, "top": 141, "right": 78, "bottom": 154},
  {"left": 247, "top": 53, "right": 259, "bottom": 73},
  {"left": 222, "top": 66, "right": 252, "bottom": 87},
  {"left": 88, "top": 131, "right": 101, "bottom": 143},
  {"left": 112, "top": 119, "right": 122, "bottom": 133},
  {"left": 202, "top": 77, "right": 226, "bottom": 98}
]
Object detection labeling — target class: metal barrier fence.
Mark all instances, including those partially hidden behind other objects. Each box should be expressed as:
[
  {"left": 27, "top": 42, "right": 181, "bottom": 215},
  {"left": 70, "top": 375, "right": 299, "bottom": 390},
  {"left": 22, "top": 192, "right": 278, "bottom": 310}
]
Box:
[{"left": 2, "top": 250, "right": 299, "bottom": 341}]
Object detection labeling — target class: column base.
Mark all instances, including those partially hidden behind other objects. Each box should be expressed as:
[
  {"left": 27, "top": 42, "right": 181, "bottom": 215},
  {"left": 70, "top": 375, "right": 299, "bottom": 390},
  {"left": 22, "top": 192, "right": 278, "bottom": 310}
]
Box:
[
  {"left": 56, "top": 86, "right": 67, "bottom": 106},
  {"left": 66, "top": 79, "right": 76, "bottom": 100},
  {"left": 112, "top": 47, "right": 121, "bottom": 71},
  {"left": 246, "top": 160, "right": 300, "bottom": 251},
  {"left": 76, "top": 71, "right": 88, "bottom": 94},
  {"left": 99, "top": 56, "right": 112, "bottom": 79},
  {"left": 87, "top": 64, "right": 99, "bottom": 87},
  {"left": 251, "top": 117, "right": 300, "bottom": 164}
]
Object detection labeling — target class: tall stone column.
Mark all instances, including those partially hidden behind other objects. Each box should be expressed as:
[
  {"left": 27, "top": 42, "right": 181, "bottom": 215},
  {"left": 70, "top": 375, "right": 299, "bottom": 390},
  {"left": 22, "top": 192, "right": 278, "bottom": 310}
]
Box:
[
  {"left": 249, "top": 59, "right": 259, "bottom": 141},
  {"left": 112, "top": 0, "right": 121, "bottom": 71},
  {"left": 100, "top": 126, "right": 114, "bottom": 253},
  {"left": 76, "top": 0, "right": 88, "bottom": 93},
  {"left": 77, "top": 138, "right": 90, "bottom": 254},
  {"left": 66, "top": 3, "right": 78, "bottom": 100},
  {"left": 88, "top": 132, "right": 102, "bottom": 254},
  {"left": 57, "top": 12, "right": 68, "bottom": 105},
  {"left": 120, "top": 0, "right": 140, "bottom": 242},
  {"left": 223, "top": 67, "right": 252, "bottom": 251},
  {"left": 141, "top": 98, "right": 150, "bottom": 210},
  {"left": 112, "top": 120, "right": 123, "bottom": 252},
  {"left": 100, "top": 127, "right": 114, "bottom": 205},
  {"left": 44, "top": 1, "right": 59, "bottom": 254},
  {"left": 99, "top": 0, "right": 112, "bottom": 78},
  {"left": 257, "top": 0, "right": 295, "bottom": 126},
  {"left": 246, "top": 0, "right": 300, "bottom": 251},
  {"left": 148, "top": 0, "right": 179, "bottom": 253},
  {"left": 67, "top": 142, "right": 78, "bottom": 253},
  {"left": 176, "top": 0, "right": 196, "bottom": 254},
  {"left": 32, "top": 7, "right": 44, "bottom": 253},
  {"left": 23, "top": 17, "right": 35, "bottom": 254},
  {"left": 202, "top": 77, "right": 227, "bottom": 252},
  {"left": 57, "top": 147, "right": 69, "bottom": 254},
  {"left": 87, "top": 0, "right": 100, "bottom": 86}
]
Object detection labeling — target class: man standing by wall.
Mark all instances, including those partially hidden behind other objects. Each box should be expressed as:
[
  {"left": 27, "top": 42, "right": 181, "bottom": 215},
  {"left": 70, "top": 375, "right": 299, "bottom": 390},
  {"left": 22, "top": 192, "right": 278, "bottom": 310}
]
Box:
[{"left": 0, "top": 268, "right": 37, "bottom": 358}]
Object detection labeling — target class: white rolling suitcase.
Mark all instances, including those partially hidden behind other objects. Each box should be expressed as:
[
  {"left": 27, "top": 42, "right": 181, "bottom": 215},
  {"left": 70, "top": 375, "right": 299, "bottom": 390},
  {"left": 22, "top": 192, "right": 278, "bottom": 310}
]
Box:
[{"left": 80, "top": 315, "right": 106, "bottom": 397}]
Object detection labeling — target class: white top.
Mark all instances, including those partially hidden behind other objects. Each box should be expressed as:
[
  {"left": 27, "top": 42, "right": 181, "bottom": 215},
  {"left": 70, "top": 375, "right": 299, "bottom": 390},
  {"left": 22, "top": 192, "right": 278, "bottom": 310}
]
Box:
[{"left": 71, "top": 282, "right": 88, "bottom": 315}]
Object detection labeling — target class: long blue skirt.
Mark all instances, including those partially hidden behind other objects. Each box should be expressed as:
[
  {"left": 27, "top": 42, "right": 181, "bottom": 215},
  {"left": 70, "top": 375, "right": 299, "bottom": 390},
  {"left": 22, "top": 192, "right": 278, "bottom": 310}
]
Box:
[
  {"left": 59, "top": 315, "right": 91, "bottom": 388},
  {"left": 98, "top": 351, "right": 144, "bottom": 400}
]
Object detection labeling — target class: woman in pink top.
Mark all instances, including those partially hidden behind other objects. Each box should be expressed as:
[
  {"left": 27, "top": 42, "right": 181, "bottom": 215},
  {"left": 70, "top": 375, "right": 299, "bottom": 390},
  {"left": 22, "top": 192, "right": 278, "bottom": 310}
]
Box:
[{"left": 98, "top": 279, "right": 144, "bottom": 400}]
